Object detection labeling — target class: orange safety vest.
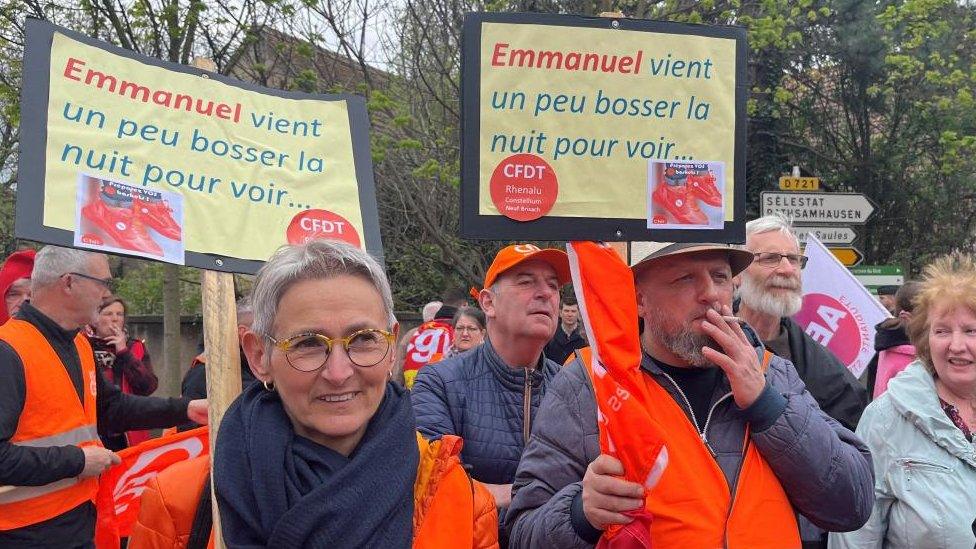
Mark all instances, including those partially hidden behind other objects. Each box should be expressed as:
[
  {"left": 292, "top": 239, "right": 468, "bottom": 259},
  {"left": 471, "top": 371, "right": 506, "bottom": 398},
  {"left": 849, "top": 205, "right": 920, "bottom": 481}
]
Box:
[
  {"left": 0, "top": 319, "right": 102, "bottom": 530},
  {"left": 584, "top": 349, "right": 799, "bottom": 548}
]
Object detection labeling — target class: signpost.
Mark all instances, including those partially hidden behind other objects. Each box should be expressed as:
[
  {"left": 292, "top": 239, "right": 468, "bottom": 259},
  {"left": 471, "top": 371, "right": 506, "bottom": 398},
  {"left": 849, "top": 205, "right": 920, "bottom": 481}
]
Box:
[
  {"left": 793, "top": 226, "right": 857, "bottom": 245},
  {"left": 829, "top": 247, "right": 864, "bottom": 267},
  {"left": 850, "top": 265, "right": 904, "bottom": 293},
  {"left": 760, "top": 191, "right": 876, "bottom": 224},
  {"left": 765, "top": 182, "right": 876, "bottom": 263},
  {"left": 778, "top": 176, "right": 820, "bottom": 191}
]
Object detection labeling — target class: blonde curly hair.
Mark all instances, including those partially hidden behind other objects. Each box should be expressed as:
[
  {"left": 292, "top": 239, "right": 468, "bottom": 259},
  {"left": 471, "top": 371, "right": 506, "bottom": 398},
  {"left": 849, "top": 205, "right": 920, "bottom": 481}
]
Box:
[{"left": 907, "top": 252, "right": 976, "bottom": 375}]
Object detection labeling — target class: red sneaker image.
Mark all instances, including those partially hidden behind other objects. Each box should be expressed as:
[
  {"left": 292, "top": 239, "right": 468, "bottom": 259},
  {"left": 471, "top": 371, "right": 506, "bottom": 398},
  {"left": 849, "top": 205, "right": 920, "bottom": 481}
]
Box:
[
  {"left": 652, "top": 184, "right": 708, "bottom": 225},
  {"left": 82, "top": 199, "right": 163, "bottom": 256},
  {"left": 686, "top": 171, "right": 722, "bottom": 207},
  {"left": 133, "top": 198, "right": 181, "bottom": 241}
]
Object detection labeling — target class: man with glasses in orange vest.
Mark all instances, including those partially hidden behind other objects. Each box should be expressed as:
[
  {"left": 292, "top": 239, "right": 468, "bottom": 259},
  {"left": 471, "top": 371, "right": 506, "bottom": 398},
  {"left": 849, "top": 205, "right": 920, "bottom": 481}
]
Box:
[
  {"left": 506, "top": 242, "right": 874, "bottom": 548},
  {"left": 0, "top": 246, "right": 208, "bottom": 548}
]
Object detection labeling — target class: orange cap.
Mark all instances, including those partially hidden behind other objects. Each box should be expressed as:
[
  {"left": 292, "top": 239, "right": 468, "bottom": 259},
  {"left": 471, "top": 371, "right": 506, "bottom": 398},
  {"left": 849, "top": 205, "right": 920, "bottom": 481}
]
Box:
[{"left": 483, "top": 244, "right": 571, "bottom": 290}]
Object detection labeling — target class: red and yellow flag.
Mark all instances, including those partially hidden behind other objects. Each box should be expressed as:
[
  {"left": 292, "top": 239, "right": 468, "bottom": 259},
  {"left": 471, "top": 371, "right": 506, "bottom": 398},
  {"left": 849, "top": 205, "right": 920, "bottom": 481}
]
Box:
[{"left": 403, "top": 320, "right": 454, "bottom": 388}]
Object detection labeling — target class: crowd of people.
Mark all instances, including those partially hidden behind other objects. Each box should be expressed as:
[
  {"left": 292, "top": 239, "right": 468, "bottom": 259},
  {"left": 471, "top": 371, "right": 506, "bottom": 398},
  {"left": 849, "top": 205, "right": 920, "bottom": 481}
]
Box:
[{"left": 0, "top": 213, "right": 974, "bottom": 548}]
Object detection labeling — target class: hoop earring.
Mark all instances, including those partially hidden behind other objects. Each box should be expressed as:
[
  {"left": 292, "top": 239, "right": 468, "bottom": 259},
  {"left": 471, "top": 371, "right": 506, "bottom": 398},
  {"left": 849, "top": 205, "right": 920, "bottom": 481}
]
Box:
[{"left": 262, "top": 379, "right": 275, "bottom": 392}]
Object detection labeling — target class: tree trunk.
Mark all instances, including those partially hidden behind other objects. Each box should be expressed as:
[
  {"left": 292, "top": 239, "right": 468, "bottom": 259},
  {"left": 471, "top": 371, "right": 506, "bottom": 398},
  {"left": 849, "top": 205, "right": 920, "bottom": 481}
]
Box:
[{"left": 161, "top": 264, "right": 182, "bottom": 396}]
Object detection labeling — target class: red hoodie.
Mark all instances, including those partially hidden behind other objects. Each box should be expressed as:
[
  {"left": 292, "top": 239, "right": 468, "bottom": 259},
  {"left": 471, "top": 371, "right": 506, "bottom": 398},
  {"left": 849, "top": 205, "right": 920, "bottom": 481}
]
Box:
[{"left": 0, "top": 249, "right": 36, "bottom": 324}]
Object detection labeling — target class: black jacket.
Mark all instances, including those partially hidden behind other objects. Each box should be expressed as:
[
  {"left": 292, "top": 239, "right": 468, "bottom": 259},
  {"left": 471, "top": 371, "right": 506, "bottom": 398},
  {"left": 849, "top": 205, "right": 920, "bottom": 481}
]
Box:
[
  {"left": 177, "top": 350, "right": 256, "bottom": 431},
  {"left": 781, "top": 317, "right": 868, "bottom": 431},
  {"left": 543, "top": 325, "right": 586, "bottom": 365},
  {"left": 0, "top": 303, "right": 190, "bottom": 548}
]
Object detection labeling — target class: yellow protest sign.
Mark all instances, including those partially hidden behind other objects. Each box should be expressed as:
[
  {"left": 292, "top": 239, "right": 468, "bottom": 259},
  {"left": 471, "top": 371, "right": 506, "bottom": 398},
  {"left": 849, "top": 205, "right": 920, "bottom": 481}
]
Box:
[
  {"left": 461, "top": 13, "right": 747, "bottom": 243},
  {"left": 18, "top": 19, "right": 381, "bottom": 273}
]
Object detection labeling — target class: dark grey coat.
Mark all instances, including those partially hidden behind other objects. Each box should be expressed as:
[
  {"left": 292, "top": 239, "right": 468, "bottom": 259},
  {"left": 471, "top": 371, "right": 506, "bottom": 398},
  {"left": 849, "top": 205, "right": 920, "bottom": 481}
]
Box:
[{"left": 505, "top": 337, "right": 875, "bottom": 548}]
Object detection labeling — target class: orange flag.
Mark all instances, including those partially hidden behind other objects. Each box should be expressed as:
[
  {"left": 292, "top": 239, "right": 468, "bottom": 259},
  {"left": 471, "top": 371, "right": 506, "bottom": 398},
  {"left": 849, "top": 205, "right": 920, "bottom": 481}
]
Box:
[
  {"left": 95, "top": 426, "right": 210, "bottom": 548},
  {"left": 567, "top": 242, "right": 669, "bottom": 547}
]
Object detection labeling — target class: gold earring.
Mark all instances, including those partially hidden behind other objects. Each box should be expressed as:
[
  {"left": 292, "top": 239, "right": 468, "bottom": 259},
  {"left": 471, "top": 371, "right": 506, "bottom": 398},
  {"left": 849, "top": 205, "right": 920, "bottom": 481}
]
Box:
[
  {"left": 262, "top": 379, "right": 275, "bottom": 392},
  {"left": 387, "top": 369, "right": 394, "bottom": 381}
]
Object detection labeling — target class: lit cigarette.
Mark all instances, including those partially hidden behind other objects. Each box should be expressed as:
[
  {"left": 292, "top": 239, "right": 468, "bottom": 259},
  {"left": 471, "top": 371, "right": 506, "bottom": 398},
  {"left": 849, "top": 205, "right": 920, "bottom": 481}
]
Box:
[{"left": 721, "top": 315, "right": 743, "bottom": 324}]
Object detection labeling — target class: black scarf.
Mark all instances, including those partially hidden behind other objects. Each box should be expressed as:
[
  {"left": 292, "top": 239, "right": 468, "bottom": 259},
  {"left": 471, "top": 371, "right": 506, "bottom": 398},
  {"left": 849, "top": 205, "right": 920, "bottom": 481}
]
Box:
[{"left": 214, "top": 381, "right": 419, "bottom": 548}]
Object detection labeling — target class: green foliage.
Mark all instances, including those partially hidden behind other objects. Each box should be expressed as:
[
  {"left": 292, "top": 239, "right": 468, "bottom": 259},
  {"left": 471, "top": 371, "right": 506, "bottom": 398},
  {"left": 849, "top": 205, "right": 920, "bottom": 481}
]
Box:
[
  {"left": 1, "top": 0, "right": 973, "bottom": 308},
  {"left": 113, "top": 261, "right": 202, "bottom": 314}
]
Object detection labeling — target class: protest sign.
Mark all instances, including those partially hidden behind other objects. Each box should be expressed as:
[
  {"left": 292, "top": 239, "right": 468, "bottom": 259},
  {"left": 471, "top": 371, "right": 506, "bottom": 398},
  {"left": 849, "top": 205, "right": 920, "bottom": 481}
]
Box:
[
  {"left": 18, "top": 18, "right": 381, "bottom": 273},
  {"left": 793, "top": 235, "right": 890, "bottom": 378},
  {"left": 461, "top": 13, "right": 747, "bottom": 243}
]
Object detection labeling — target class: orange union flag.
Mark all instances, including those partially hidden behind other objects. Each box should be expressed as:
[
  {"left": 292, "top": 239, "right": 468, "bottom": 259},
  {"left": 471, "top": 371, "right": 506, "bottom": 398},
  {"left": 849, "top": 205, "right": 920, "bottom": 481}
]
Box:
[
  {"left": 567, "top": 242, "right": 668, "bottom": 548},
  {"left": 95, "top": 427, "right": 209, "bottom": 548}
]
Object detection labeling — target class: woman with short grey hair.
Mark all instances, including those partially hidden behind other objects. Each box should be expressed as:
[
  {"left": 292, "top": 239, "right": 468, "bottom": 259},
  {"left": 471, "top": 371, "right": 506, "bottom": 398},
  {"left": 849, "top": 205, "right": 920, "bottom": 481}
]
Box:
[
  {"left": 248, "top": 239, "right": 396, "bottom": 337},
  {"left": 213, "top": 239, "right": 498, "bottom": 547}
]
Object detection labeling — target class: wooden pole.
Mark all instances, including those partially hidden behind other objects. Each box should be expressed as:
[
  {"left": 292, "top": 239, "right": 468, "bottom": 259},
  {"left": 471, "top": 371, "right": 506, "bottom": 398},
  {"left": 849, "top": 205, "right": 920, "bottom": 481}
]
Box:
[
  {"left": 192, "top": 54, "right": 236, "bottom": 549},
  {"left": 608, "top": 242, "right": 629, "bottom": 262},
  {"left": 201, "top": 270, "right": 240, "bottom": 549}
]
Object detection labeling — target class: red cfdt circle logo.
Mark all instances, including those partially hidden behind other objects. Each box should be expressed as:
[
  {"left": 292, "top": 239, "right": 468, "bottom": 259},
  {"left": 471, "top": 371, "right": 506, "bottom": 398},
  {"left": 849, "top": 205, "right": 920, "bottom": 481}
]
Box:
[
  {"left": 793, "top": 293, "right": 861, "bottom": 365},
  {"left": 286, "top": 209, "right": 361, "bottom": 247},
  {"left": 489, "top": 154, "right": 558, "bottom": 222}
]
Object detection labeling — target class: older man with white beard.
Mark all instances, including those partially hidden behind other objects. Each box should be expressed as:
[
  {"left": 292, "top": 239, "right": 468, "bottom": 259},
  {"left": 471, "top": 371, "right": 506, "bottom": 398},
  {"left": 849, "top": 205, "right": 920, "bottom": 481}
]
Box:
[
  {"left": 736, "top": 215, "right": 867, "bottom": 432},
  {"left": 736, "top": 216, "right": 868, "bottom": 549}
]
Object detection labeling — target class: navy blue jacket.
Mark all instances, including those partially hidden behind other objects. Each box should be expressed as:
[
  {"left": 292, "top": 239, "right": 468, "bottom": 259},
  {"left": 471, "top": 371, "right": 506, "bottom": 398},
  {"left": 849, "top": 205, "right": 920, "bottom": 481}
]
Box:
[{"left": 411, "top": 338, "right": 560, "bottom": 485}]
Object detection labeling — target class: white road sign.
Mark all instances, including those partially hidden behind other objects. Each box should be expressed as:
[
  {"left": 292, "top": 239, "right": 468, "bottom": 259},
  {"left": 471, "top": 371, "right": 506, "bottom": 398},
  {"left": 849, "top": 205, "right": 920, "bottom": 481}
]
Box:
[
  {"left": 761, "top": 192, "right": 875, "bottom": 224},
  {"left": 794, "top": 226, "right": 857, "bottom": 245}
]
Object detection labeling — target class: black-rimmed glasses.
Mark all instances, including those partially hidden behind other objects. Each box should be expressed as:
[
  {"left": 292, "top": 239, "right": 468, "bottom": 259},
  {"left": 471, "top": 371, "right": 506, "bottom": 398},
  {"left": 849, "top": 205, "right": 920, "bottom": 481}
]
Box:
[{"left": 67, "top": 272, "right": 116, "bottom": 291}]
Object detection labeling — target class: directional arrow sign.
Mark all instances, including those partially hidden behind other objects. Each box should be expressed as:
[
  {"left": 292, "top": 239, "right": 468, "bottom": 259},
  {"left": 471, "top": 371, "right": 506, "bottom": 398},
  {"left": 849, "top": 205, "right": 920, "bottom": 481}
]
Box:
[
  {"left": 794, "top": 226, "right": 857, "bottom": 245},
  {"left": 761, "top": 192, "right": 876, "bottom": 224},
  {"left": 829, "top": 247, "right": 864, "bottom": 267},
  {"left": 850, "top": 265, "right": 904, "bottom": 290}
]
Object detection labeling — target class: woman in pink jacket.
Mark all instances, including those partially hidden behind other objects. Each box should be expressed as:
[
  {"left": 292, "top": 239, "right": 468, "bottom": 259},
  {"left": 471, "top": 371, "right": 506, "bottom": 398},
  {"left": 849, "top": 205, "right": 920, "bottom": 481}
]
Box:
[{"left": 872, "top": 282, "right": 921, "bottom": 398}]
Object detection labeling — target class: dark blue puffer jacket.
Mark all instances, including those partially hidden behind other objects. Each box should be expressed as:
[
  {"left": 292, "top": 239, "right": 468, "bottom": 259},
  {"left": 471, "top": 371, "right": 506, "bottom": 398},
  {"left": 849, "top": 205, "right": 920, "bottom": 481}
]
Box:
[{"left": 411, "top": 337, "right": 560, "bottom": 485}]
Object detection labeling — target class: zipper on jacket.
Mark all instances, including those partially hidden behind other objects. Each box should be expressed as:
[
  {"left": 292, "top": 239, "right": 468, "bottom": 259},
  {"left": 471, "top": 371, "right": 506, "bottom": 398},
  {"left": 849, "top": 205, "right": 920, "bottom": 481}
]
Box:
[
  {"left": 701, "top": 393, "right": 733, "bottom": 456},
  {"left": 522, "top": 367, "right": 534, "bottom": 446},
  {"left": 657, "top": 370, "right": 731, "bottom": 458}
]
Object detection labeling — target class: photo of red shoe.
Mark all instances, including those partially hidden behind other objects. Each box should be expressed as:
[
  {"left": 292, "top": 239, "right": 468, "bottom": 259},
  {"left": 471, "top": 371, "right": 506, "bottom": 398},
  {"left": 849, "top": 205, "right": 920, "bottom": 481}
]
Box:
[
  {"left": 82, "top": 198, "right": 164, "bottom": 256},
  {"left": 652, "top": 184, "right": 708, "bottom": 225},
  {"left": 133, "top": 197, "right": 181, "bottom": 241},
  {"left": 686, "top": 171, "right": 722, "bottom": 207}
]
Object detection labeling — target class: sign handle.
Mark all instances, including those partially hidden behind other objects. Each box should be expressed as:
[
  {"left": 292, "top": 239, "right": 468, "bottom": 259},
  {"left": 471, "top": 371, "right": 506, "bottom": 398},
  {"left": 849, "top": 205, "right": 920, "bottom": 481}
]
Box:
[{"left": 201, "top": 270, "right": 241, "bottom": 549}]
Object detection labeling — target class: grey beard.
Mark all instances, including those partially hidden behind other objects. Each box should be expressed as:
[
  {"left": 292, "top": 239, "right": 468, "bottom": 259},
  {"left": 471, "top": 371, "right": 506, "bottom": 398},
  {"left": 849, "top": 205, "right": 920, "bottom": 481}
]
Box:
[
  {"left": 646, "top": 313, "right": 721, "bottom": 368},
  {"left": 738, "top": 274, "right": 802, "bottom": 318}
]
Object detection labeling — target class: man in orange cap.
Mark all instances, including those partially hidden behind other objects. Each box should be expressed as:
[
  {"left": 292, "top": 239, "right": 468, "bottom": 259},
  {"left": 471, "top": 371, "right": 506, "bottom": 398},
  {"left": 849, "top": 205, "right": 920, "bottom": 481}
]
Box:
[{"left": 412, "top": 243, "right": 570, "bottom": 546}]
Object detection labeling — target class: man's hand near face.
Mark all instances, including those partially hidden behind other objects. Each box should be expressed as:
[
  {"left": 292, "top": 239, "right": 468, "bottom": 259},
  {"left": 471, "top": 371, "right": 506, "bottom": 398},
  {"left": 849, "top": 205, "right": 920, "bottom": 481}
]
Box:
[{"left": 699, "top": 304, "right": 766, "bottom": 408}]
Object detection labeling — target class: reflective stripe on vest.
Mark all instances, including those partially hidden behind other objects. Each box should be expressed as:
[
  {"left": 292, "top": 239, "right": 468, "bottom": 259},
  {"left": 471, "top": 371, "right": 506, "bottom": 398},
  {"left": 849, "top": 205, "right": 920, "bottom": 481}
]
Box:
[
  {"left": 0, "top": 319, "right": 102, "bottom": 530},
  {"left": 12, "top": 424, "right": 99, "bottom": 448},
  {"left": 583, "top": 350, "right": 800, "bottom": 548},
  {"left": 0, "top": 477, "right": 81, "bottom": 504}
]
